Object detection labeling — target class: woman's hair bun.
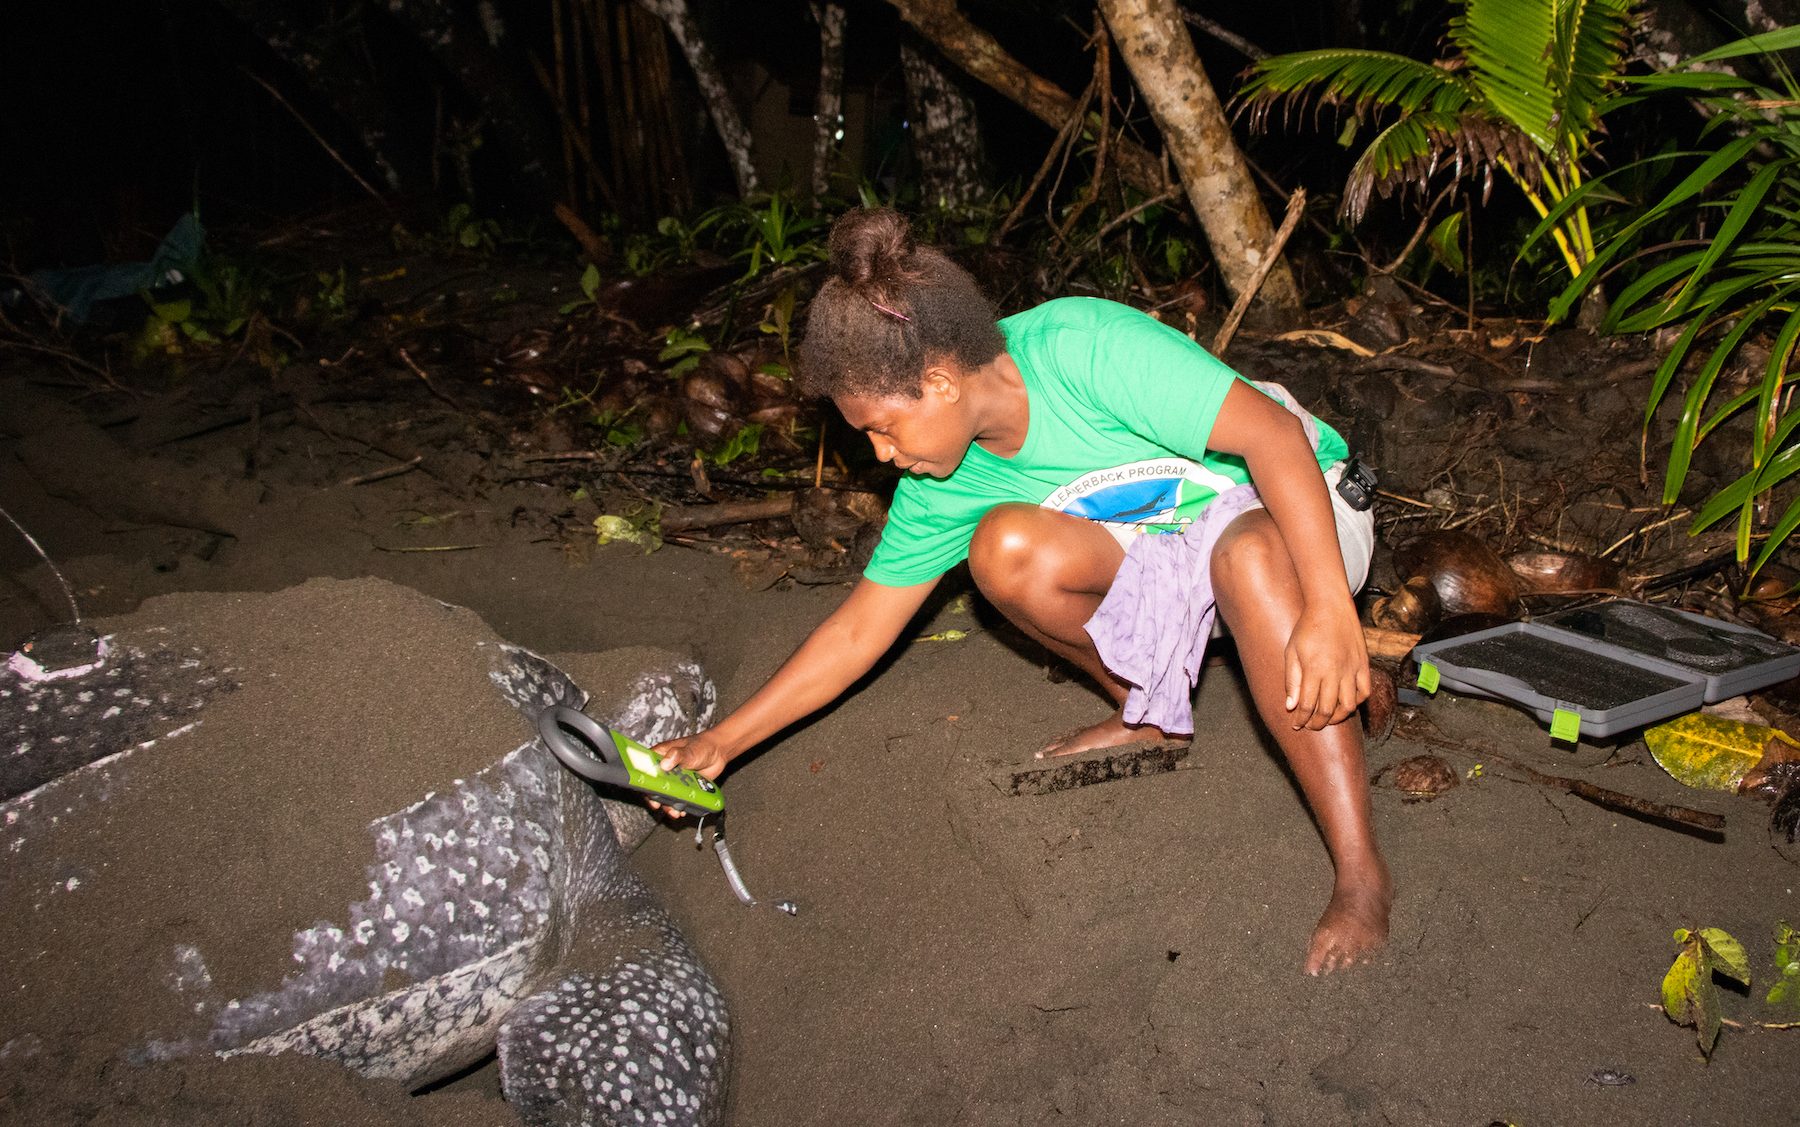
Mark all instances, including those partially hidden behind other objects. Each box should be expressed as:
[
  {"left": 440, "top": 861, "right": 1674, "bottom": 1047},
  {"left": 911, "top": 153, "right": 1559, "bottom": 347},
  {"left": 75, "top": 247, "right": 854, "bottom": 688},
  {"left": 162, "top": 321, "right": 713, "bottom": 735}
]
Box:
[{"left": 828, "top": 207, "right": 915, "bottom": 288}]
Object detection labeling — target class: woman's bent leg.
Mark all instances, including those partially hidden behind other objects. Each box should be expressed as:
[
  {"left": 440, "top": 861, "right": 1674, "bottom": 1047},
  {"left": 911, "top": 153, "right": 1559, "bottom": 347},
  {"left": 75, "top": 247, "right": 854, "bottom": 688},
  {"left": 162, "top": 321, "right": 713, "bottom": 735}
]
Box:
[
  {"left": 966, "top": 504, "right": 1180, "bottom": 758},
  {"left": 1211, "top": 508, "right": 1392, "bottom": 975}
]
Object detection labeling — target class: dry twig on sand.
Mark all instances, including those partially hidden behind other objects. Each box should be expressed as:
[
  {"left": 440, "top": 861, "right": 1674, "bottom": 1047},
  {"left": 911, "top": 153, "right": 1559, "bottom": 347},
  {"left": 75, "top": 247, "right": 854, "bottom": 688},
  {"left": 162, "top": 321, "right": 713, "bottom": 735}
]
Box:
[{"left": 1406, "top": 725, "right": 1725, "bottom": 834}]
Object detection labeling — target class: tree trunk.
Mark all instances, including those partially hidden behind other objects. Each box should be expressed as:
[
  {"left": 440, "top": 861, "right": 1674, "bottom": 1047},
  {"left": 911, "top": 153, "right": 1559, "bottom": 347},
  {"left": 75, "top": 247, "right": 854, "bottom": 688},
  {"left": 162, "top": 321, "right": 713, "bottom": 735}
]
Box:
[
  {"left": 384, "top": 0, "right": 561, "bottom": 207},
  {"left": 212, "top": 0, "right": 418, "bottom": 192},
  {"left": 809, "top": 2, "right": 848, "bottom": 199},
  {"left": 900, "top": 41, "right": 987, "bottom": 212},
  {"left": 882, "top": 0, "right": 1164, "bottom": 195},
  {"left": 1636, "top": 0, "right": 1800, "bottom": 69},
  {"left": 1098, "top": 0, "right": 1301, "bottom": 314},
  {"left": 636, "top": 0, "right": 760, "bottom": 198}
]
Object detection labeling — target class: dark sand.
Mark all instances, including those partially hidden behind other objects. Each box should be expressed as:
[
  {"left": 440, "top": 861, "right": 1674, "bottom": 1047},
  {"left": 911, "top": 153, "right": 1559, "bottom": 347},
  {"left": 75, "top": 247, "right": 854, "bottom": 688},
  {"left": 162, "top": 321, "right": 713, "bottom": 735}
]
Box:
[{"left": 5, "top": 377, "right": 1799, "bottom": 1125}]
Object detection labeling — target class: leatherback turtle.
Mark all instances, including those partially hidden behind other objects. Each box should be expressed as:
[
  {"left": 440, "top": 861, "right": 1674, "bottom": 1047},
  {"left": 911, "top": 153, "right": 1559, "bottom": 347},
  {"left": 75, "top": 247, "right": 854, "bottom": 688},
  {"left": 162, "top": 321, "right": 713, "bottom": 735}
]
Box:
[{"left": 0, "top": 577, "right": 730, "bottom": 1125}]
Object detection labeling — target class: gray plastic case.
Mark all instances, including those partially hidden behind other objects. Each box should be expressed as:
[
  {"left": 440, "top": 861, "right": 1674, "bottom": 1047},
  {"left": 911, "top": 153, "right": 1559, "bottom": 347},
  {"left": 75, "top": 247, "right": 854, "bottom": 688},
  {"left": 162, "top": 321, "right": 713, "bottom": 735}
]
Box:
[
  {"left": 1533, "top": 600, "right": 1800, "bottom": 702},
  {"left": 1411, "top": 621, "right": 1709, "bottom": 738},
  {"left": 1411, "top": 601, "right": 1800, "bottom": 739}
]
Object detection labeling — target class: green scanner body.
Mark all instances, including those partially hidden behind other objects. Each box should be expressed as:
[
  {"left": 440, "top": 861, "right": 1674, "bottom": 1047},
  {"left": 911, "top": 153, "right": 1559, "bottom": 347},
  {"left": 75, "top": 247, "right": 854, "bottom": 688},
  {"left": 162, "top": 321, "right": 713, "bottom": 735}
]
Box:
[{"left": 536, "top": 705, "right": 723, "bottom": 817}]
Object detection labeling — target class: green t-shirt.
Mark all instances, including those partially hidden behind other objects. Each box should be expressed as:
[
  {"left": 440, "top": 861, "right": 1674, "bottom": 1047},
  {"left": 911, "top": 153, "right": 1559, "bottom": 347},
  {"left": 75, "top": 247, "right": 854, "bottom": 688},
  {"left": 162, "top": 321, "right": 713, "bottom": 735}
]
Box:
[{"left": 862, "top": 297, "right": 1348, "bottom": 587}]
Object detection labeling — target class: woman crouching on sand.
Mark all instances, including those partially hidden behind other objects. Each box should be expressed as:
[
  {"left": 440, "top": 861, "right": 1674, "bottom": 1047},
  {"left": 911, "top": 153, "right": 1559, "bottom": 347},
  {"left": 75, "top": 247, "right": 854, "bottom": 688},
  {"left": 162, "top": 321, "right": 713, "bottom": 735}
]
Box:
[{"left": 656, "top": 207, "right": 1391, "bottom": 975}]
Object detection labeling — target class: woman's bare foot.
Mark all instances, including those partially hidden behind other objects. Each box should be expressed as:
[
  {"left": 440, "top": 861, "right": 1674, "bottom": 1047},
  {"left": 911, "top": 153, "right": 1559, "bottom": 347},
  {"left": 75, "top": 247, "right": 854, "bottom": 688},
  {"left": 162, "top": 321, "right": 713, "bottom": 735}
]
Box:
[
  {"left": 1037, "top": 711, "right": 1187, "bottom": 759},
  {"left": 1304, "top": 856, "right": 1393, "bottom": 976}
]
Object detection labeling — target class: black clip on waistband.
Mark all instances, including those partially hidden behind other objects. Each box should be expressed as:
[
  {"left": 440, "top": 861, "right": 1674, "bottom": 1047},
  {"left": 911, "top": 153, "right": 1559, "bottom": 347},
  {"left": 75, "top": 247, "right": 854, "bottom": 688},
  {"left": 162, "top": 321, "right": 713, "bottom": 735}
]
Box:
[{"left": 1334, "top": 455, "right": 1379, "bottom": 512}]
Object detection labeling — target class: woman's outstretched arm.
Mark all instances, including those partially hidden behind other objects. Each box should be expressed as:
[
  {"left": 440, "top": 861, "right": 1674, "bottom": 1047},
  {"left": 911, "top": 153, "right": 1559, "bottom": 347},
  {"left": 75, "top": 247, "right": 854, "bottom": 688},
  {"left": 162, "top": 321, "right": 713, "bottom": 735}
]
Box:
[{"left": 654, "top": 574, "right": 939, "bottom": 780}]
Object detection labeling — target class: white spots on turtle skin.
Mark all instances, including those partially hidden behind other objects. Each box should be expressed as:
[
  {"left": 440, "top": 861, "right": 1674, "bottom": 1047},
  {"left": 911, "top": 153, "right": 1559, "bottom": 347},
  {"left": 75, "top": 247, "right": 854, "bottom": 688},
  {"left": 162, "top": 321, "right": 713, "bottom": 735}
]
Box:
[
  {"left": 200, "top": 646, "right": 729, "bottom": 1125},
  {"left": 0, "top": 632, "right": 237, "bottom": 803},
  {"left": 498, "top": 956, "right": 729, "bottom": 1127},
  {"left": 20, "top": 638, "right": 729, "bottom": 1125},
  {"left": 483, "top": 644, "right": 719, "bottom": 752},
  {"left": 605, "top": 666, "right": 719, "bottom": 749},
  {"left": 486, "top": 644, "right": 585, "bottom": 717},
  {"left": 210, "top": 746, "right": 564, "bottom": 1052}
]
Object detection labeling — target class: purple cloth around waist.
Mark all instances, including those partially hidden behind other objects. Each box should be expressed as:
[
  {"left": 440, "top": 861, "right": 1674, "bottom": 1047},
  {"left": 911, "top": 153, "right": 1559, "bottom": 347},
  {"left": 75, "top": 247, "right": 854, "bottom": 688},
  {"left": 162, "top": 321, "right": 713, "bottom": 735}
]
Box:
[
  {"left": 1082, "top": 484, "right": 1264, "bottom": 735},
  {"left": 1081, "top": 380, "right": 1321, "bottom": 735}
]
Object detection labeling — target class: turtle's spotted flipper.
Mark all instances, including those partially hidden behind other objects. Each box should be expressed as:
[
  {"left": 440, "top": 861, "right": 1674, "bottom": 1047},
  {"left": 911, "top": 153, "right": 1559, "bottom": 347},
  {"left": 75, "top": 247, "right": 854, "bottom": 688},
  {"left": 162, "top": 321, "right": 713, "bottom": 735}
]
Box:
[{"left": 498, "top": 955, "right": 729, "bottom": 1127}]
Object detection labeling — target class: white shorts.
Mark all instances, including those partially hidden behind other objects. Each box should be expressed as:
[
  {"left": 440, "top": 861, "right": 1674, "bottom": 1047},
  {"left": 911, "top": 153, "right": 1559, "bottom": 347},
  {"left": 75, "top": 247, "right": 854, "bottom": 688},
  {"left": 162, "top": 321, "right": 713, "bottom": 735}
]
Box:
[{"left": 1095, "top": 460, "right": 1376, "bottom": 599}]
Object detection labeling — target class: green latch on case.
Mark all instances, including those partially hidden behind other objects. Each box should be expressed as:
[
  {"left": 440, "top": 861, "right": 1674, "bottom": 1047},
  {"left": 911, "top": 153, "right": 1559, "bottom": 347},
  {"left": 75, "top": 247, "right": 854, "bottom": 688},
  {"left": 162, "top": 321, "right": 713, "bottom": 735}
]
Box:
[
  {"left": 1550, "top": 707, "right": 1581, "bottom": 743},
  {"left": 1416, "top": 661, "right": 1440, "bottom": 694}
]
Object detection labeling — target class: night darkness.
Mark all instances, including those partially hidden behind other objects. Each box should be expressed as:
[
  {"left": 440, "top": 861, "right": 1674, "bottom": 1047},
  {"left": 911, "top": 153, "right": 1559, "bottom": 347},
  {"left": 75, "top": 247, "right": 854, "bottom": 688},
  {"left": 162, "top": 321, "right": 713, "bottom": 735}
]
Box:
[{"left": 4, "top": 0, "right": 1460, "bottom": 271}]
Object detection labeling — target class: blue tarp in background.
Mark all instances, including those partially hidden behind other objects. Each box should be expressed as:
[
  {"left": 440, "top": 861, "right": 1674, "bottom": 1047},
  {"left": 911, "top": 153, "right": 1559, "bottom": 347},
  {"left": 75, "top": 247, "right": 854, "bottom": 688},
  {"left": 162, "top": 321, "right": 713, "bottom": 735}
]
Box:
[{"left": 23, "top": 213, "right": 206, "bottom": 323}]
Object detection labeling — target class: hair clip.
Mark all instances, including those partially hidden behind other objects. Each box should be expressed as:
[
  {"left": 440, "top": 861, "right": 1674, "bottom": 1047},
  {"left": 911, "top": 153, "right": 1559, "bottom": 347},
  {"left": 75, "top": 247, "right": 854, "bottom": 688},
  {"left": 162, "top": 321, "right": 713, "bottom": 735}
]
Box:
[{"left": 869, "top": 298, "right": 911, "bottom": 323}]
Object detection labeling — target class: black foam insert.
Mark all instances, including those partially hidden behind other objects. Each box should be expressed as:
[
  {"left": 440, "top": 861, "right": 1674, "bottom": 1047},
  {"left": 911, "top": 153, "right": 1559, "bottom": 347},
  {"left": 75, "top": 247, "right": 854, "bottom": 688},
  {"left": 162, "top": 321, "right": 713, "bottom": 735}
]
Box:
[{"left": 1427, "top": 632, "right": 1689, "bottom": 710}]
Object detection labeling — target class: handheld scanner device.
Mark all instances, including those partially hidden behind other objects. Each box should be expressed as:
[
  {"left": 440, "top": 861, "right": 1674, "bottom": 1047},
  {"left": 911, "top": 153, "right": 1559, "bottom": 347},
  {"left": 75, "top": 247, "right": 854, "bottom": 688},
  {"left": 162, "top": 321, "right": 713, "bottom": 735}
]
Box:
[{"left": 536, "top": 705, "right": 723, "bottom": 817}]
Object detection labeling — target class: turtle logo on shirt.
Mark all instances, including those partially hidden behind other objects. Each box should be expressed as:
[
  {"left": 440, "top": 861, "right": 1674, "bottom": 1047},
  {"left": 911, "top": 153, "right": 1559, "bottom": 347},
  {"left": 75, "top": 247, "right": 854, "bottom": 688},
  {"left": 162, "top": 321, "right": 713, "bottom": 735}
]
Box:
[{"left": 1040, "top": 457, "right": 1241, "bottom": 529}]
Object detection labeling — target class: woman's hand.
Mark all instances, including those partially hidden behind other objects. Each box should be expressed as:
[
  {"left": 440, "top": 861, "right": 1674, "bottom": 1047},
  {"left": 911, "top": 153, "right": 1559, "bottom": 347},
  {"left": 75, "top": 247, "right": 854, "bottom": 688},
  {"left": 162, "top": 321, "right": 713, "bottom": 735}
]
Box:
[
  {"left": 647, "top": 729, "right": 737, "bottom": 819},
  {"left": 656, "top": 729, "right": 735, "bottom": 780},
  {"left": 639, "top": 576, "right": 938, "bottom": 819},
  {"left": 1283, "top": 601, "right": 1370, "bottom": 731}
]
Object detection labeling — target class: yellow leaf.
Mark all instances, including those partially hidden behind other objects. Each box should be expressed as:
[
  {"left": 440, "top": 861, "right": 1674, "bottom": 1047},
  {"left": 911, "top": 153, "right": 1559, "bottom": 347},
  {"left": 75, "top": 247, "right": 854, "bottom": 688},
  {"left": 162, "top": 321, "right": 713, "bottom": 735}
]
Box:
[
  {"left": 1271, "top": 328, "right": 1376, "bottom": 357},
  {"left": 1644, "top": 713, "right": 1799, "bottom": 791},
  {"left": 914, "top": 629, "right": 969, "bottom": 643},
  {"left": 1700, "top": 927, "right": 1752, "bottom": 984},
  {"left": 1662, "top": 933, "right": 1725, "bottom": 1057},
  {"left": 1663, "top": 942, "right": 1702, "bottom": 1023}
]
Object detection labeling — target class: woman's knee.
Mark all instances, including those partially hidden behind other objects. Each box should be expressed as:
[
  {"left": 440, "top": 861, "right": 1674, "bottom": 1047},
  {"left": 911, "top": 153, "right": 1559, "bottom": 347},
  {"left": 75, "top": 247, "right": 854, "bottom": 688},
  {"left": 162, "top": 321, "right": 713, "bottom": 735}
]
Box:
[
  {"left": 1211, "top": 515, "right": 1296, "bottom": 602},
  {"left": 968, "top": 503, "right": 1044, "bottom": 601}
]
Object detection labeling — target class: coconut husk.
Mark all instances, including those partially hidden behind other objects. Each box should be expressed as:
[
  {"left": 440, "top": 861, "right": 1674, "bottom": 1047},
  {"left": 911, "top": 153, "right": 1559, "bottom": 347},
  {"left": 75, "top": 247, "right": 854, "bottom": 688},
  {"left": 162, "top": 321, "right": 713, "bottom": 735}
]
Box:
[
  {"left": 1363, "top": 664, "right": 1398, "bottom": 746},
  {"left": 682, "top": 368, "right": 736, "bottom": 414},
  {"left": 1389, "top": 754, "right": 1459, "bottom": 800},
  {"left": 1504, "top": 550, "right": 1621, "bottom": 596},
  {"left": 1393, "top": 531, "right": 1523, "bottom": 618},
  {"left": 1369, "top": 574, "right": 1441, "bottom": 633}
]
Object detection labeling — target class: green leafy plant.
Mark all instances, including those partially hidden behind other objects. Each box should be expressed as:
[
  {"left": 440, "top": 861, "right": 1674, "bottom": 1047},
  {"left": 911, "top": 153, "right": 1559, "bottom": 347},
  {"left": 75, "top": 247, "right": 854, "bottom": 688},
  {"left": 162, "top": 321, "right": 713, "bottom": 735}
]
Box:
[
  {"left": 134, "top": 252, "right": 273, "bottom": 362},
  {"left": 1662, "top": 925, "right": 1751, "bottom": 1059},
  {"left": 590, "top": 405, "right": 646, "bottom": 449},
  {"left": 1660, "top": 920, "right": 1800, "bottom": 1059},
  {"left": 757, "top": 286, "right": 799, "bottom": 377},
  {"left": 705, "top": 192, "right": 829, "bottom": 281},
  {"left": 700, "top": 422, "right": 763, "bottom": 467},
  {"left": 623, "top": 214, "right": 714, "bottom": 276},
  {"left": 658, "top": 325, "right": 712, "bottom": 378},
  {"left": 442, "top": 202, "right": 500, "bottom": 254},
  {"left": 744, "top": 192, "right": 828, "bottom": 278},
  {"left": 559, "top": 263, "right": 603, "bottom": 315},
  {"left": 1237, "top": 0, "right": 1635, "bottom": 284},
  {"left": 1770, "top": 920, "right": 1800, "bottom": 1020},
  {"left": 594, "top": 511, "right": 661, "bottom": 553},
  {"left": 312, "top": 266, "right": 352, "bottom": 321},
  {"left": 1543, "top": 28, "right": 1800, "bottom": 581}
]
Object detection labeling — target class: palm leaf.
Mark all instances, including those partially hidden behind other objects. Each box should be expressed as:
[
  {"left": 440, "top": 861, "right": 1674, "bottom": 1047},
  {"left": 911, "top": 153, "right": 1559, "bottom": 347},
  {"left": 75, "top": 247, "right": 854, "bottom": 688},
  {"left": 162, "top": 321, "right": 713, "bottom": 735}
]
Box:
[
  {"left": 1697, "top": 384, "right": 1765, "bottom": 446},
  {"left": 1546, "top": 0, "right": 1636, "bottom": 158},
  {"left": 1687, "top": 26, "right": 1800, "bottom": 66},
  {"left": 1663, "top": 292, "right": 1786, "bottom": 505},
  {"left": 1615, "top": 254, "right": 1798, "bottom": 334},
  {"left": 1752, "top": 304, "right": 1800, "bottom": 468},
  {"left": 1237, "top": 50, "right": 1474, "bottom": 134},
  {"left": 1551, "top": 133, "right": 1764, "bottom": 322},
  {"left": 1691, "top": 429, "right": 1800, "bottom": 532},
  {"left": 1341, "top": 109, "right": 1536, "bottom": 222},
  {"left": 1656, "top": 160, "right": 1790, "bottom": 323},
  {"left": 1751, "top": 494, "right": 1800, "bottom": 576},
  {"left": 1608, "top": 250, "right": 1713, "bottom": 323},
  {"left": 1453, "top": 0, "right": 1633, "bottom": 159},
  {"left": 1451, "top": 0, "right": 1560, "bottom": 151},
  {"left": 1642, "top": 310, "right": 1709, "bottom": 426}
]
